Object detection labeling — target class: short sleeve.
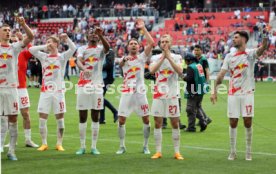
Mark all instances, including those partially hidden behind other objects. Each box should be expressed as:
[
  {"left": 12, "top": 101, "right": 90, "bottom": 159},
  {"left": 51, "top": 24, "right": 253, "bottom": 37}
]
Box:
[
  {"left": 12, "top": 41, "right": 24, "bottom": 50},
  {"left": 77, "top": 46, "right": 85, "bottom": 59},
  {"left": 12, "top": 41, "right": 24, "bottom": 54},
  {"left": 246, "top": 48, "right": 258, "bottom": 60},
  {"left": 221, "top": 54, "right": 230, "bottom": 71},
  {"left": 138, "top": 52, "right": 149, "bottom": 63},
  {"left": 149, "top": 55, "right": 157, "bottom": 66},
  {"left": 100, "top": 47, "right": 105, "bottom": 59},
  {"left": 175, "top": 54, "right": 182, "bottom": 65}
]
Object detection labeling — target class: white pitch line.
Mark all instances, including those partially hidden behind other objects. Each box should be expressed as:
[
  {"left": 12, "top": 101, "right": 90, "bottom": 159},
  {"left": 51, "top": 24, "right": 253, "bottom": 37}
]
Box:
[{"left": 14, "top": 132, "right": 276, "bottom": 157}]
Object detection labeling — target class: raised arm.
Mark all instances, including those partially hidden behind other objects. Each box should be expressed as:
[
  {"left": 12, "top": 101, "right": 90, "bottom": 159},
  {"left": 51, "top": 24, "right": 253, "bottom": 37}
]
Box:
[
  {"left": 60, "top": 33, "right": 77, "bottom": 60},
  {"left": 136, "top": 19, "right": 155, "bottom": 57},
  {"left": 256, "top": 37, "right": 268, "bottom": 57},
  {"left": 29, "top": 45, "right": 47, "bottom": 61},
  {"left": 94, "top": 27, "right": 110, "bottom": 54},
  {"left": 16, "top": 17, "right": 34, "bottom": 47}
]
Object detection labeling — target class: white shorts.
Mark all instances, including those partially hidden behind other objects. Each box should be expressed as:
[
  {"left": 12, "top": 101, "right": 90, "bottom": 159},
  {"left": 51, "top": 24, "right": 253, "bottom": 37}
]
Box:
[
  {"left": 118, "top": 93, "right": 149, "bottom": 117},
  {"left": 76, "top": 87, "right": 104, "bottom": 110},
  {"left": 151, "top": 98, "right": 180, "bottom": 118},
  {"left": 18, "top": 88, "right": 30, "bottom": 109},
  {"left": 0, "top": 88, "right": 19, "bottom": 115},
  {"left": 228, "top": 94, "right": 254, "bottom": 118},
  {"left": 37, "top": 92, "right": 66, "bottom": 114}
]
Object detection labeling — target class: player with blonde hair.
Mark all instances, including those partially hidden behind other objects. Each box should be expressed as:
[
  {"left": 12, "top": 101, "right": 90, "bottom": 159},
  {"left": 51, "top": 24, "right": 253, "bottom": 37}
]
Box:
[
  {"left": 150, "top": 34, "right": 184, "bottom": 160},
  {"left": 29, "top": 33, "right": 76, "bottom": 152}
]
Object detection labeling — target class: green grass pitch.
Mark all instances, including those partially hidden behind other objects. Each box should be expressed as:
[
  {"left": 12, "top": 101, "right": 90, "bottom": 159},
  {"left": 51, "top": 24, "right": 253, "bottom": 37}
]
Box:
[{"left": 2, "top": 77, "right": 276, "bottom": 174}]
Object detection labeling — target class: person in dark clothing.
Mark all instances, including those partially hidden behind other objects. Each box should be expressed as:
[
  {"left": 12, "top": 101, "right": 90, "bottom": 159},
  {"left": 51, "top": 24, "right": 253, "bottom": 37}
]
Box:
[
  {"left": 73, "top": 16, "right": 78, "bottom": 30},
  {"left": 254, "top": 58, "right": 260, "bottom": 82},
  {"left": 182, "top": 53, "right": 207, "bottom": 132},
  {"left": 254, "top": 58, "right": 265, "bottom": 82},
  {"left": 259, "top": 60, "right": 265, "bottom": 82},
  {"left": 63, "top": 44, "right": 70, "bottom": 81},
  {"left": 36, "top": 59, "right": 42, "bottom": 86},
  {"left": 194, "top": 45, "right": 212, "bottom": 125},
  {"left": 29, "top": 57, "right": 39, "bottom": 87},
  {"left": 99, "top": 49, "right": 118, "bottom": 124},
  {"left": 64, "top": 61, "right": 70, "bottom": 81}
]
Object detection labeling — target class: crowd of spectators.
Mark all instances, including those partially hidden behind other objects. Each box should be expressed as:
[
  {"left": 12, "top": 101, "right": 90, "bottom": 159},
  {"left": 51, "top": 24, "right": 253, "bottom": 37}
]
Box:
[
  {"left": 0, "top": 1, "right": 158, "bottom": 22},
  {"left": 1, "top": 3, "right": 275, "bottom": 61}
]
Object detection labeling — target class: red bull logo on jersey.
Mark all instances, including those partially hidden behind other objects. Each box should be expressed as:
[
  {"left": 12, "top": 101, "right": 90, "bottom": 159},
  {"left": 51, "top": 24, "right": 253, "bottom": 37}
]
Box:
[
  {"left": 234, "top": 63, "right": 248, "bottom": 70},
  {"left": 126, "top": 66, "right": 141, "bottom": 74},
  {"left": 160, "top": 69, "right": 174, "bottom": 77},
  {"left": 0, "top": 53, "right": 12, "bottom": 60},
  {"left": 85, "top": 56, "right": 99, "bottom": 64},
  {"left": 46, "top": 64, "right": 60, "bottom": 71}
]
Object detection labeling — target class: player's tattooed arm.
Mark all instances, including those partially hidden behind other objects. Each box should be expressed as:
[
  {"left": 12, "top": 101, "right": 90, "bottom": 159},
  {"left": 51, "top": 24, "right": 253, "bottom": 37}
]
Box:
[{"left": 256, "top": 37, "right": 268, "bottom": 57}]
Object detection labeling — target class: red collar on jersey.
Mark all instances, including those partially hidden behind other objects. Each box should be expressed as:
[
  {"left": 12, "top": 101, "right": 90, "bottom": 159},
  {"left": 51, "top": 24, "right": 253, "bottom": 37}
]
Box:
[
  {"left": 48, "top": 54, "right": 58, "bottom": 57},
  {"left": 0, "top": 44, "right": 10, "bottom": 48},
  {"left": 129, "top": 55, "right": 138, "bottom": 61},
  {"left": 234, "top": 51, "right": 247, "bottom": 57},
  {"left": 87, "top": 45, "right": 97, "bottom": 49}
]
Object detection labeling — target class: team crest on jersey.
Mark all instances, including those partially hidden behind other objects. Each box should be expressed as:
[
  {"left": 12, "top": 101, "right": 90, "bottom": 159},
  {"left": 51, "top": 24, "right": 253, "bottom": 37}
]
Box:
[
  {"left": 234, "top": 63, "right": 248, "bottom": 70},
  {"left": 46, "top": 64, "right": 60, "bottom": 71},
  {"left": 160, "top": 69, "right": 174, "bottom": 77},
  {"left": 0, "top": 53, "right": 12, "bottom": 60},
  {"left": 85, "top": 56, "right": 99, "bottom": 64},
  {"left": 127, "top": 66, "right": 140, "bottom": 74}
]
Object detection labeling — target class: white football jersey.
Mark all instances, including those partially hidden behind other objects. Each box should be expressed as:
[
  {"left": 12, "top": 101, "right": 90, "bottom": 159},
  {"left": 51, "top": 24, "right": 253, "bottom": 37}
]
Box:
[
  {"left": 121, "top": 52, "right": 148, "bottom": 94},
  {"left": 150, "top": 53, "right": 182, "bottom": 99},
  {"left": 29, "top": 39, "right": 76, "bottom": 92},
  {"left": 77, "top": 45, "right": 105, "bottom": 87},
  {"left": 0, "top": 42, "right": 24, "bottom": 88},
  {"left": 222, "top": 49, "right": 258, "bottom": 96}
]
